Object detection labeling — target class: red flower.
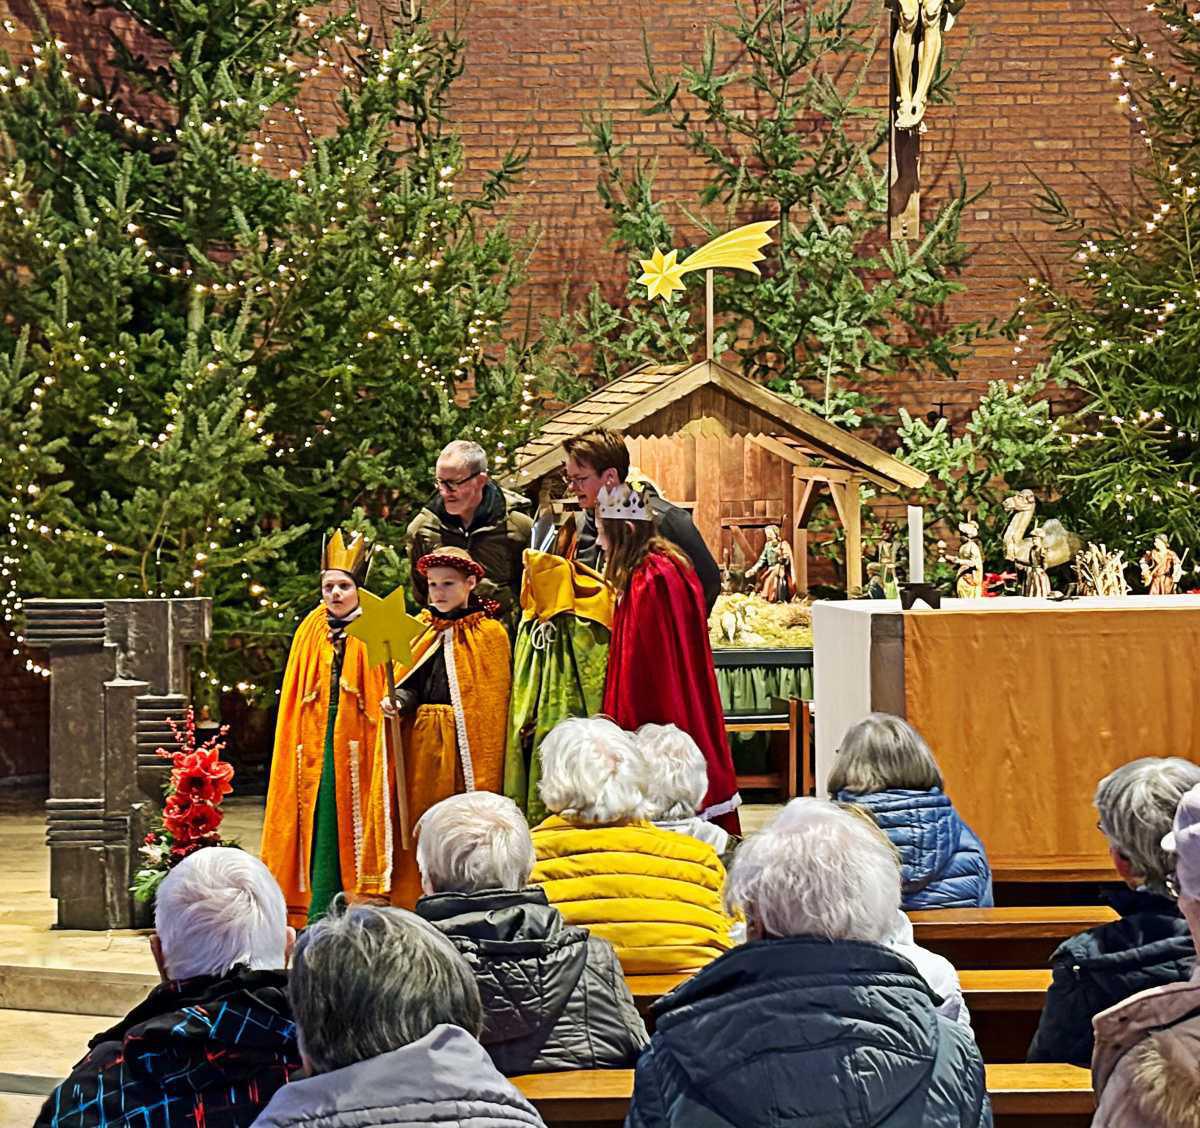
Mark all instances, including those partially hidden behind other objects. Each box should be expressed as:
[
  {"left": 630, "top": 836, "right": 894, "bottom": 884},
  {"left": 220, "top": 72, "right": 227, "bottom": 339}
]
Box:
[
  {"left": 170, "top": 745, "right": 234, "bottom": 801},
  {"left": 163, "top": 794, "right": 223, "bottom": 842}
]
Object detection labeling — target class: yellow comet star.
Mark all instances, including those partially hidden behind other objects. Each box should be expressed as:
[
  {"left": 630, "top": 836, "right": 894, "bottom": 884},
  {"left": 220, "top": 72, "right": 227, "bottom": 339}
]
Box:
[
  {"left": 637, "top": 220, "right": 777, "bottom": 303},
  {"left": 346, "top": 587, "right": 426, "bottom": 669}
]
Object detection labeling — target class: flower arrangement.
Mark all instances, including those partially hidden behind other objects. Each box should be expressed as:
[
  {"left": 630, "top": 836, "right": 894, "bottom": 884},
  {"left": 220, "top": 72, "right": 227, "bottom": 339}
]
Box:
[{"left": 132, "top": 707, "right": 236, "bottom": 902}]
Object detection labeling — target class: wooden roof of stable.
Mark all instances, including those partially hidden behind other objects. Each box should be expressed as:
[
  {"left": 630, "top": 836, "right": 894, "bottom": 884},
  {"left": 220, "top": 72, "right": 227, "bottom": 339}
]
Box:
[{"left": 503, "top": 358, "right": 928, "bottom": 492}]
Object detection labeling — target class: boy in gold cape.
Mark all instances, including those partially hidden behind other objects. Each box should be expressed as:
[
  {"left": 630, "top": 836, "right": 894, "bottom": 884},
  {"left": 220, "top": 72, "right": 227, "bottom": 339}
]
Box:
[
  {"left": 261, "top": 531, "right": 394, "bottom": 928},
  {"left": 383, "top": 546, "right": 512, "bottom": 908}
]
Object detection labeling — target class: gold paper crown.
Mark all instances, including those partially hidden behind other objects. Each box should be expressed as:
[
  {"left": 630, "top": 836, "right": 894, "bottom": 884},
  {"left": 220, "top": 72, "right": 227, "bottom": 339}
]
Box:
[
  {"left": 321, "top": 529, "right": 373, "bottom": 586},
  {"left": 597, "top": 484, "right": 651, "bottom": 522}
]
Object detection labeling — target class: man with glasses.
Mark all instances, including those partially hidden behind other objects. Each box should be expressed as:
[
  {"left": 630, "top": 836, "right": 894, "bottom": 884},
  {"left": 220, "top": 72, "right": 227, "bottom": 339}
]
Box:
[
  {"left": 542, "top": 428, "right": 720, "bottom": 614},
  {"left": 407, "top": 440, "right": 532, "bottom": 627}
]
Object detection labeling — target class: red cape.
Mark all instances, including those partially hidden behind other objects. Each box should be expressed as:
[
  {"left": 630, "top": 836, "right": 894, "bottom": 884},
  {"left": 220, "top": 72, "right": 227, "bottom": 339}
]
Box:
[{"left": 602, "top": 551, "right": 741, "bottom": 835}]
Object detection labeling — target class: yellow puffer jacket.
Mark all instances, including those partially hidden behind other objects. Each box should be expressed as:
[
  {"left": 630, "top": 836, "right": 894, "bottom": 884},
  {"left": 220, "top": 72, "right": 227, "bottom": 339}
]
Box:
[{"left": 530, "top": 816, "right": 735, "bottom": 974}]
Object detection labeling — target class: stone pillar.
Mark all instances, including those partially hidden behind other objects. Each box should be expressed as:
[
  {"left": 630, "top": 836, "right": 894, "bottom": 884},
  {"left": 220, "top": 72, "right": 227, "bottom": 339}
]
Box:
[{"left": 23, "top": 598, "right": 212, "bottom": 929}]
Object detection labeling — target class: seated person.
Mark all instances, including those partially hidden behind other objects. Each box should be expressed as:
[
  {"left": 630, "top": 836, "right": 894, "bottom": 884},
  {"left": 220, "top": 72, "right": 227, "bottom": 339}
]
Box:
[
  {"left": 530, "top": 715, "right": 735, "bottom": 974},
  {"left": 841, "top": 802, "right": 972, "bottom": 1031},
  {"left": 253, "top": 903, "right": 545, "bottom": 1128},
  {"left": 1093, "top": 783, "right": 1200, "bottom": 1125},
  {"left": 634, "top": 722, "right": 736, "bottom": 860},
  {"left": 412, "top": 790, "right": 647, "bottom": 1074},
  {"left": 829, "top": 712, "right": 992, "bottom": 909},
  {"left": 626, "top": 799, "right": 989, "bottom": 1128},
  {"left": 1028, "top": 756, "right": 1200, "bottom": 1066},
  {"left": 36, "top": 848, "right": 299, "bottom": 1128}
]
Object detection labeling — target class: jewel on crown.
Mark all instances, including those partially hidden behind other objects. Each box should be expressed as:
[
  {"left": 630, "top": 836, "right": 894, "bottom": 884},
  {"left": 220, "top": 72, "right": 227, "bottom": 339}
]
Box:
[{"left": 596, "top": 484, "right": 651, "bottom": 522}]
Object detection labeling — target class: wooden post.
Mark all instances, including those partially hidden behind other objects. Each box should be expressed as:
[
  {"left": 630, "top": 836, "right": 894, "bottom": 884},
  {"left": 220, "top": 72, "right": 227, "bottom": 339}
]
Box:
[
  {"left": 704, "top": 269, "right": 714, "bottom": 360},
  {"left": 844, "top": 473, "right": 863, "bottom": 595},
  {"left": 790, "top": 469, "right": 809, "bottom": 594}
]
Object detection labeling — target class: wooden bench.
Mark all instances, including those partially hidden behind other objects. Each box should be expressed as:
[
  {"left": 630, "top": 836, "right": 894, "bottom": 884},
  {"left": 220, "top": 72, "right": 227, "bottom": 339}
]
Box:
[
  {"left": 512, "top": 1062, "right": 1093, "bottom": 1126},
  {"left": 723, "top": 697, "right": 809, "bottom": 800},
  {"left": 627, "top": 968, "right": 1052, "bottom": 1061},
  {"left": 909, "top": 906, "right": 1116, "bottom": 968}
]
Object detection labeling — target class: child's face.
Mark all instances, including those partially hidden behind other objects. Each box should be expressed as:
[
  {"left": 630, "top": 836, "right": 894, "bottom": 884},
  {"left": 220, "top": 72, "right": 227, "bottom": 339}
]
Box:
[
  {"left": 321, "top": 571, "right": 359, "bottom": 617},
  {"left": 426, "top": 566, "right": 476, "bottom": 613}
]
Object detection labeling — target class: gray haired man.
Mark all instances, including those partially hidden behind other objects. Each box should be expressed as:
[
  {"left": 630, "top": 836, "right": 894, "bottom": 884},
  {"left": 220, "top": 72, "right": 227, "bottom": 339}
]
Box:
[{"left": 406, "top": 440, "right": 533, "bottom": 627}]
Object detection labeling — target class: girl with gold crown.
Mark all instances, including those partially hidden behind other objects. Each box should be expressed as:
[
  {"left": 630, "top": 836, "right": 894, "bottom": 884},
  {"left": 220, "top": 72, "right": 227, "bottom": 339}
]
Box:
[
  {"left": 381, "top": 545, "right": 512, "bottom": 908},
  {"left": 261, "top": 530, "right": 395, "bottom": 927},
  {"left": 597, "top": 483, "right": 741, "bottom": 836}
]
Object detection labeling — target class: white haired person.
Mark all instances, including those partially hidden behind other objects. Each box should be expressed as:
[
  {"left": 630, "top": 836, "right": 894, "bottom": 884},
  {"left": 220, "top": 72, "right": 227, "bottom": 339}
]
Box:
[
  {"left": 530, "top": 716, "right": 735, "bottom": 974},
  {"left": 1093, "top": 783, "right": 1200, "bottom": 1125},
  {"left": 36, "top": 848, "right": 299, "bottom": 1128},
  {"left": 828, "top": 712, "right": 992, "bottom": 910},
  {"left": 1028, "top": 756, "right": 1200, "bottom": 1066},
  {"left": 254, "top": 904, "right": 546, "bottom": 1128},
  {"left": 413, "top": 791, "right": 646, "bottom": 1074},
  {"left": 635, "top": 723, "right": 734, "bottom": 858},
  {"left": 406, "top": 438, "right": 533, "bottom": 627},
  {"left": 625, "top": 800, "right": 990, "bottom": 1128},
  {"left": 598, "top": 482, "right": 740, "bottom": 836}
]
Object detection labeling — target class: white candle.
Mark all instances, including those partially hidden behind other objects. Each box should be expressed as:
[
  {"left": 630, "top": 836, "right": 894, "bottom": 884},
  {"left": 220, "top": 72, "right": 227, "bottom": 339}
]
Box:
[{"left": 907, "top": 505, "right": 924, "bottom": 584}]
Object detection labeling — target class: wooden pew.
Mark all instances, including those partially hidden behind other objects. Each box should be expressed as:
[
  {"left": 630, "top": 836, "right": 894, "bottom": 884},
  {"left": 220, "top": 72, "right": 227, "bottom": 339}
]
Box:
[
  {"left": 511, "top": 1062, "right": 1093, "bottom": 1127},
  {"left": 909, "top": 906, "right": 1116, "bottom": 968}
]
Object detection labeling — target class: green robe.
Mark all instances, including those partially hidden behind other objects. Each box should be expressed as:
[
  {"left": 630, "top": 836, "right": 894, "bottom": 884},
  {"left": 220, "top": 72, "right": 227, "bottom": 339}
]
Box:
[{"left": 307, "top": 644, "right": 344, "bottom": 923}]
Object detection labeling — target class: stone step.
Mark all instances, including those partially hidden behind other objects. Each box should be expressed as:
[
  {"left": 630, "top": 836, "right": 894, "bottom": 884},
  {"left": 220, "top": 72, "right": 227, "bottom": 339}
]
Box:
[
  {"left": 0, "top": 963, "right": 155, "bottom": 1017},
  {"left": 0, "top": 1008, "right": 106, "bottom": 1097},
  {"left": 0, "top": 1092, "right": 47, "bottom": 1123}
]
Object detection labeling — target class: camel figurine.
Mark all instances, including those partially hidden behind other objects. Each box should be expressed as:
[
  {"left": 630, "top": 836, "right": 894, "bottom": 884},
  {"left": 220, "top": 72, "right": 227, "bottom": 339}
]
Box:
[{"left": 1002, "top": 489, "right": 1083, "bottom": 569}]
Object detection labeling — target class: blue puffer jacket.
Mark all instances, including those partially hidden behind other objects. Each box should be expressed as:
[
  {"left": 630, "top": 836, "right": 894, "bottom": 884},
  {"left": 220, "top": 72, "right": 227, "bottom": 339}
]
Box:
[
  {"left": 840, "top": 788, "right": 993, "bottom": 910},
  {"left": 626, "top": 936, "right": 991, "bottom": 1128}
]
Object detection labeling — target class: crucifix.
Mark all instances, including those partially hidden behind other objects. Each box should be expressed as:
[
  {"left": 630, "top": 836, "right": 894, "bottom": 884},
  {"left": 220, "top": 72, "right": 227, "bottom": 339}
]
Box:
[{"left": 887, "top": 0, "right": 964, "bottom": 241}]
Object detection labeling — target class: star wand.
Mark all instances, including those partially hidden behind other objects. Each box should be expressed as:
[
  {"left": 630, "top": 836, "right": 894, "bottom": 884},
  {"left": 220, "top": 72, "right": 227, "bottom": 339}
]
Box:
[{"left": 346, "top": 588, "right": 426, "bottom": 849}]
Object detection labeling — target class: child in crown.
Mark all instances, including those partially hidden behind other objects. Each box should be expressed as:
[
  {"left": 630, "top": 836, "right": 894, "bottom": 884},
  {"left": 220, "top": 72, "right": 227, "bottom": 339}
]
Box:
[
  {"left": 382, "top": 546, "right": 512, "bottom": 907},
  {"left": 597, "top": 484, "right": 741, "bottom": 835}
]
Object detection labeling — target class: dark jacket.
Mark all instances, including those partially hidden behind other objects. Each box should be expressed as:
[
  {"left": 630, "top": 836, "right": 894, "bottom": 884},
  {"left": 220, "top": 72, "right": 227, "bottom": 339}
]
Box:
[
  {"left": 842, "top": 788, "right": 993, "bottom": 910},
  {"left": 627, "top": 936, "right": 991, "bottom": 1128},
  {"left": 554, "top": 496, "right": 720, "bottom": 615},
  {"left": 1026, "top": 888, "right": 1195, "bottom": 1066},
  {"left": 415, "top": 886, "right": 647, "bottom": 1075},
  {"left": 407, "top": 481, "right": 532, "bottom": 625},
  {"left": 36, "top": 967, "right": 299, "bottom": 1128}
]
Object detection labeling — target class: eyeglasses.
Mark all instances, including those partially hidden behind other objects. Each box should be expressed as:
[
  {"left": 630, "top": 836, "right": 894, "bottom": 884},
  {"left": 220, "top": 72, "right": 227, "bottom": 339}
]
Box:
[
  {"left": 562, "top": 472, "right": 595, "bottom": 488},
  {"left": 435, "top": 471, "right": 480, "bottom": 492}
]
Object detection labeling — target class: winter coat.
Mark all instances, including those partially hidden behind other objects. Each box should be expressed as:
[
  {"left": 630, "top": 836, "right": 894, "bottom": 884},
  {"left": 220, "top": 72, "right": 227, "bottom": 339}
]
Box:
[
  {"left": 37, "top": 967, "right": 299, "bottom": 1128},
  {"left": 1027, "top": 888, "right": 1195, "bottom": 1066},
  {"left": 1092, "top": 970, "right": 1200, "bottom": 1127},
  {"left": 407, "top": 481, "right": 533, "bottom": 625},
  {"left": 530, "top": 815, "right": 735, "bottom": 974},
  {"left": 251, "top": 1024, "right": 545, "bottom": 1128},
  {"left": 626, "top": 936, "right": 992, "bottom": 1128},
  {"left": 841, "top": 788, "right": 993, "bottom": 910},
  {"left": 413, "top": 886, "right": 647, "bottom": 1074}
]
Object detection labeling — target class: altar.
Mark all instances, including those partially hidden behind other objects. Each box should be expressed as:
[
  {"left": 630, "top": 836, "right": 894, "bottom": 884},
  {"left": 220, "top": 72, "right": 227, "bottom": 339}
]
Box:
[{"left": 813, "top": 596, "right": 1200, "bottom": 881}]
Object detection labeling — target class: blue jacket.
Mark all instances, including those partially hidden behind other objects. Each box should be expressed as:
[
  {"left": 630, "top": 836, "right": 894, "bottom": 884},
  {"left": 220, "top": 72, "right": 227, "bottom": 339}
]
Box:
[
  {"left": 840, "top": 788, "right": 993, "bottom": 910},
  {"left": 626, "top": 936, "right": 991, "bottom": 1128}
]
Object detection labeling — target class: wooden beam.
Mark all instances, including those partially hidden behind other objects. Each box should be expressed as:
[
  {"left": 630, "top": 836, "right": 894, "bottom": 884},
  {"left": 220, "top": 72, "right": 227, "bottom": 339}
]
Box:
[
  {"left": 844, "top": 473, "right": 863, "bottom": 595},
  {"left": 792, "top": 465, "right": 856, "bottom": 484},
  {"left": 722, "top": 515, "right": 784, "bottom": 527},
  {"left": 794, "top": 477, "right": 822, "bottom": 528},
  {"left": 791, "top": 472, "right": 809, "bottom": 593},
  {"left": 747, "top": 432, "right": 810, "bottom": 468},
  {"left": 827, "top": 480, "right": 849, "bottom": 528}
]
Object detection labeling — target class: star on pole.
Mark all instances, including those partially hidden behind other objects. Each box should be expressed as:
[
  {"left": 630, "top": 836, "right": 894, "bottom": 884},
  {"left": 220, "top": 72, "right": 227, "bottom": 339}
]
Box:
[{"left": 346, "top": 587, "right": 426, "bottom": 669}]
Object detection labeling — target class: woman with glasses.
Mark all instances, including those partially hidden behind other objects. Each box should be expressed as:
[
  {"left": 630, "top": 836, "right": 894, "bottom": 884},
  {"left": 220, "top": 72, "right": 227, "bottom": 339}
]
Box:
[{"left": 1027, "top": 756, "right": 1200, "bottom": 1066}]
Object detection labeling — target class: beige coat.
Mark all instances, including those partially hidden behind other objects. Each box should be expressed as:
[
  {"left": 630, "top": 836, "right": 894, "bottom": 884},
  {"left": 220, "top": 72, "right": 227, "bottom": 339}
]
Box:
[{"left": 1092, "top": 971, "right": 1200, "bottom": 1127}]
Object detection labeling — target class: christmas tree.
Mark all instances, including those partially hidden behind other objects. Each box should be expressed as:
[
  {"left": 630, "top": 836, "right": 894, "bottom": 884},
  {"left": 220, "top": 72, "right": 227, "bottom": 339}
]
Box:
[
  {"left": 567, "top": 0, "right": 984, "bottom": 427},
  {"left": 0, "top": 3, "right": 534, "bottom": 697},
  {"left": 1029, "top": 0, "right": 1200, "bottom": 566}
]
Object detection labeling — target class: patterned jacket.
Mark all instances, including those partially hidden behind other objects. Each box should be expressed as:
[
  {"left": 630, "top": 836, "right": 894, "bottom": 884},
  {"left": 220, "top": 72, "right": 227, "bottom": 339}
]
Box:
[{"left": 36, "top": 967, "right": 300, "bottom": 1128}]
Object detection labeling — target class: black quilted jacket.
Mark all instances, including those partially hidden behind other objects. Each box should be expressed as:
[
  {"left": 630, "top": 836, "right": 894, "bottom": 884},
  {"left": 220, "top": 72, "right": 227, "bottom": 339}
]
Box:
[{"left": 414, "top": 887, "right": 648, "bottom": 1075}]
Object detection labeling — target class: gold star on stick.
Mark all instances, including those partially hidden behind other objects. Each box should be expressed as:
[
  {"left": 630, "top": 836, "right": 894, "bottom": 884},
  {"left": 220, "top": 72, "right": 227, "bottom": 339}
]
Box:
[
  {"left": 637, "top": 220, "right": 777, "bottom": 302},
  {"left": 347, "top": 588, "right": 426, "bottom": 669}
]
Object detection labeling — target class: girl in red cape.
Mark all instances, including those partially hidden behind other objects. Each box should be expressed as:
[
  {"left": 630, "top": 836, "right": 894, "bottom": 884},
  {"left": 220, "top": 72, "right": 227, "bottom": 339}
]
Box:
[{"left": 598, "top": 483, "right": 741, "bottom": 835}]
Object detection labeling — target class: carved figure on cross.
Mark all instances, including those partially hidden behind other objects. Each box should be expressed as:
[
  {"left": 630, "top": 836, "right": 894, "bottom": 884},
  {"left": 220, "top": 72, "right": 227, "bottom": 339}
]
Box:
[{"left": 891, "top": 0, "right": 964, "bottom": 130}]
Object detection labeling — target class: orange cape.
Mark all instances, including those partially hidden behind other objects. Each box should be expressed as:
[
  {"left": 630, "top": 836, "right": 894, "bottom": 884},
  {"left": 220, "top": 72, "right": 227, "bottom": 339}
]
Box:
[{"left": 260, "top": 605, "right": 394, "bottom": 928}]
